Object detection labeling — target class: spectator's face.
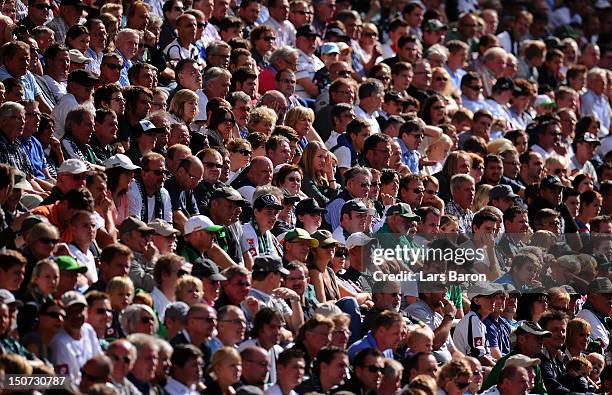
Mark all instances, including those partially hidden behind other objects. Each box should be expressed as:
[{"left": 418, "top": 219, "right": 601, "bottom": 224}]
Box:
[
  {"left": 109, "top": 286, "right": 133, "bottom": 310},
  {"left": 356, "top": 355, "right": 384, "bottom": 391},
  {"left": 36, "top": 31, "right": 55, "bottom": 53},
  {"left": 403, "top": 179, "right": 424, "bottom": 207},
  {"left": 152, "top": 93, "right": 168, "bottom": 113},
  {"left": 137, "top": 68, "right": 156, "bottom": 90},
  {"left": 251, "top": 160, "right": 274, "bottom": 185},
  {"left": 29, "top": 0, "right": 51, "bottom": 23},
  {"left": 284, "top": 267, "right": 307, "bottom": 295},
  {"left": 108, "top": 344, "right": 136, "bottom": 380},
  {"left": 133, "top": 346, "right": 159, "bottom": 382},
  {"left": 71, "top": 82, "right": 94, "bottom": 104},
  {"left": 178, "top": 15, "right": 198, "bottom": 42},
  {"left": 129, "top": 5, "right": 150, "bottom": 31},
  {"left": 260, "top": 316, "right": 283, "bottom": 345},
  {"left": 231, "top": 100, "right": 251, "bottom": 128},
  {"left": 222, "top": 274, "right": 250, "bottom": 304},
  {"left": 321, "top": 354, "right": 349, "bottom": 386},
  {"left": 296, "top": 35, "right": 318, "bottom": 55},
  {"left": 3, "top": 107, "right": 25, "bottom": 141},
  {"left": 48, "top": 50, "right": 70, "bottom": 80},
  {"left": 284, "top": 239, "right": 311, "bottom": 261},
  {"left": 484, "top": 159, "right": 503, "bottom": 183},
  {"left": 207, "top": 75, "right": 231, "bottom": 98},
  {"left": 95, "top": 113, "right": 118, "bottom": 144},
  {"left": 346, "top": 173, "right": 371, "bottom": 198},
  {"left": 543, "top": 319, "right": 566, "bottom": 349},
  {"left": 453, "top": 180, "right": 475, "bottom": 209},
  {"left": 218, "top": 309, "right": 246, "bottom": 343},
  {"left": 541, "top": 185, "right": 563, "bottom": 206},
  {"left": 63, "top": 4, "right": 84, "bottom": 25},
  {"left": 100, "top": 58, "right": 123, "bottom": 83},
  {"left": 1, "top": 263, "right": 25, "bottom": 291},
  {"left": 314, "top": 0, "right": 335, "bottom": 20},
  {"left": 289, "top": 3, "right": 312, "bottom": 26},
  {"left": 254, "top": 207, "right": 279, "bottom": 230},
  {"left": 87, "top": 298, "right": 113, "bottom": 332},
  {"left": 213, "top": 0, "right": 230, "bottom": 20},
  {"left": 276, "top": 71, "right": 296, "bottom": 97},
  {"left": 505, "top": 213, "right": 530, "bottom": 233},
  {"left": 65, "top": 303, "right": 87, "bottom": 330},
  {"left": 202, "top": 277, "right": 221, "bottom": 302},
  {"left": 278, "top": 357, "right": 305, "bottom": 388},
  {"left": 472, "top": 116, "right": 492, "bottom": 137},
  {"left": 201, "top": 153, "right": 223, "bottom": 183},
  {"left": 418, "top": 212, "right": 440, "bottom": 235},
  {"left": 72, "top": 213, "right": 96, "bottom": 247},
  {"left": 135, "top": 310, "right": 156, "bottom": 335},
  {"left": 117, "top": 34, "right": 139, "bottom": 60},
  {"left": 242, "top": 348, "right": 270, "bottom": 384},
  {"left": 33, "top": 263, "right": 59, "bottom": 296},
  {"left": 241, "top": 1, "right": 261, "bottom": 23}
]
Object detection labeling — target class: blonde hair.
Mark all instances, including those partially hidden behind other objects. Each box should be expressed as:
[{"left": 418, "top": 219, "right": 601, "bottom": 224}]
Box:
[
  {"left": 437, "top": 359, "right": 472, "bottom": 388},
  {"left": 473, "top": 184, "right": 494, "bottom": 212},
  {"left": 431, "top": 66, "right": 453, "bottom": 97},
  {"left": 32, "top": 258, "right": 59, "bottom": 278},
  {"left": 247, "top": 107, "right": 277, "bottom": 134},
  {"left": 285, "top": 106, "right": 315, "bottom": 136},
  {"left": 425, "top": 133, "right": 453, "bottom": 157},
  {"left": 548, "top": 286, "right": 570, "bottom": 306},
  {"left": 487, "top": 138, "right": 514, "bottom": 154},
  {"left": 299, "top": 141, "right": 333, "bottom": 187},
  {"left": 566, "top": 318, "right": 592, "bottom": 348},
  {"left": 210, "top": 347, "right": 241, "bottom": 377},
  {"left": 106, "top": 276, "right": 135, "bottom": 297},
  {"left": 169, "top": 89, "right": 199, "bottom": 124},
  {"left": 176, "top": 275, "right": 203, "bottom": 301}
]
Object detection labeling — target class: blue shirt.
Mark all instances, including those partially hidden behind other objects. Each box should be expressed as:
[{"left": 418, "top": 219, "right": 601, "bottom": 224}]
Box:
[
  {"left": 19, "top": 135, "right": 47, "bottom": 178},
  {"left": 483, "top": 316, "right": 511, "bottom": 355},
  {"left": 347, "top": 331, "right": 393, "bottom": 362},
  {"left": 581, "top": 89, "right": 611, "bottom": 138},
  {"left": 114, "top": 49, "right": 132, "bottom": 87},
  {"left": 396, "top": 138, "right": 419, "bottom": 174},
  {"left": 0, "top": 65, "right": 41, "bottom": 100}
]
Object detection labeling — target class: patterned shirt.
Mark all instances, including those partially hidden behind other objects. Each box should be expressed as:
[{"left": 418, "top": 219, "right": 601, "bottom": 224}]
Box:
[
  {"left": 445, "top": 200, "right": 474, "bottom": 234},
  {"left": 0, "top": 131, "right": 34, "bottom": 177}
]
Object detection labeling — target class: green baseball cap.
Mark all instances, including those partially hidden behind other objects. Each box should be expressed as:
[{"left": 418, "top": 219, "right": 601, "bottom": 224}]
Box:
[
  {"left": 284, "top": 228, "right": 319, "bottom": 248},
  {"left": 55, "top": 256, "right": 88, "bottom": 274}
]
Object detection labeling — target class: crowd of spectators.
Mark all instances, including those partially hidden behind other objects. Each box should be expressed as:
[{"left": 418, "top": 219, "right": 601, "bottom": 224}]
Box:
[{"left": 0, "top": 0, "right": 611, "bottom": 394}]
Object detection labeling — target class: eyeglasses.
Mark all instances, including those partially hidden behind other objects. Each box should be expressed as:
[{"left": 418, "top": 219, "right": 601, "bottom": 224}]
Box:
[
  {"left": 204, "top": 162, "right": 223, "bottom": 169},
  {"left": 412, "top": 188, "right": 425, "bottom": 194},
  {"left": 96, "top": 308, "right": 112, "bottom": 315},
  {"left": 42, "top": 311, "right": 65, "bottom": 320},
  {"left": 39, "top": 237, "right": 59, "bottom": 245},
  {"left": 144, "top": 168, "right": 167, "bottom": 177},
  {"left": 109, "top": 354, "right": 132, "bottom": 364},
  {"left": 70, "top": 174, "right": 87, "bottom": 181},
  {"left": 425, "top": 189, "right": 436, "bottom": 195},
  {"left": 434, "top": 76, "right": 448, "bottom": 82},
  {"left": 409, "top": 134, "right": 424, "bottom": 139},
  {"left": 335, "top": 251, "right": 347, "bottom": 258},
  {"left": 197, "top": 22, "right": 206, "bottom": 28},
  {"left": 262, "top": 36, "right": 276, "bottom": 41},
  {"left": 454, "top": 380, "right": 470, "bottom": 389},
  {"left": 376, "top": 75, "right": 391, "bottom": 81},
  {"left": 337, "top": 70, "right": 352, "bottom": 77},
  {"left": 554, "top": 168, "right": 567, "bottom": 175},
  {"left": 103, "top": 63, "right": 123, "bottom": 70},
  {"left": 360, "top": 182, "right": 371, "bottom": 188},
  {"left": 295, "top": 10, "right": 314, "bottom": 15},
  {"left": 141, "top": 316, "right": 155, "bottom": 324},
  {"left": 288, "top": 177, "right": 302, "bottom": 182},
  {"left": 33, "top": 3, "right": 52, "bottom": 10},
  {"left": 234, "top": 280, "right": 251, "bottom": 287},
  {"left": 234, "top": 149, "right": 251, "bottom": 156},
  {"left": 363, "top": 32, "right": 378, "bottom": 37},
  {"left": 364, "top": 365, "right": 384, "bottom": 373},
  {"left": 469, "top": 85, "right": 483, "bottom": 91}
]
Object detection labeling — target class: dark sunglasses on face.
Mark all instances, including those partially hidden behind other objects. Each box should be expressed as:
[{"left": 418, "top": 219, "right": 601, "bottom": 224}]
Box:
[
  {"left": 141, "top": 316, "right": 155, "bottom": 324},
  {"left": 335, "top": 251, "right": 347, "bottom": 258},
  {"left": 435, "top": 76, "right": 448, "bottom": 82},
  {"left": 109, "top": 354, "right": 131, "bottom": 364},
  {"left": 39, "top": 237, "right": 59, "bottom": 245},
  {"left": 364, "top": 365, "right": 384, "bottom": 373},
  {"left": 96, "top": 308, "right": 112, "bottom": 315},
  {"left": 204, "top": 162, "right": 223, "bottom": 169},
  {"left": 236, "top": 149, "right": 251, "bottom": 156},
  {"left": 33, "top": 4, "right": 52, "bottom": 10},
  {"left": 103, "top": 63, "right": 123, "bottom": 70},
  {"left": 455, "top": 381, "right": 470, "bottom": 389},
  {"left": 197, "top": 23, "right": 206, "bottom": 28}
]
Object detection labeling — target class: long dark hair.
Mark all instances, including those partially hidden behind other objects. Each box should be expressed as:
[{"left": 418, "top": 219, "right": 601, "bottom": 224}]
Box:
[{"left": 208, "top": 107, "right": 236, "bottom": 133}]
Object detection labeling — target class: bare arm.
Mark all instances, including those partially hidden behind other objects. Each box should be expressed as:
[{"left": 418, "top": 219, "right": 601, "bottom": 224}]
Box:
[
  {"left": 309, "top": 269, "right": 326, "bottom": 303},
  {"left": 207, "top": 244, "right": 237, "bottom": 269}
]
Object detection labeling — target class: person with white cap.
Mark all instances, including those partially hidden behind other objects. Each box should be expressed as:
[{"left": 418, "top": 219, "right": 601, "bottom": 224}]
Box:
[
  {"left": 452, "top": 282, "right": 504, "bottom": 368},
  {"left": 49, "top": 290, "right": 103, "bottom": 383},
  {"left": 41, "top": 158, "right": 90, "bottom": 205},
  {"left": 104, "top": 154, "right": 141, "bottom": 226},
  {"left": 178, "top": 214, "right": 227, "bottom": 265},
  {"left": 337, "top": 232, "right": 377, "bottom": 294}
]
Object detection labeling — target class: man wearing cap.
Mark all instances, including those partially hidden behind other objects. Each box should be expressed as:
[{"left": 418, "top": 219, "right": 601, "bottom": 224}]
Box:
[
  {"left": 241, "top": 192, "right": 285, "bottom": 265},
  {"left": 179, "top": 215, "right": 235, "bottom": 270},
  {"left": 283, "top": 228, "right": 319, "bottom": 265},
  {"left": 488, "top": 185, "right": 519, "bottom": 213},
  {"left": 453, "top": 283, "right": 503, "bottom": 367},
  {"left": 54, "top": 255, "right": 88, "bottom": 297},
  {"left": 128, "top": 152, "right": 173, "bottom": 224},
  {"left": 69, "top": 49, "right": 92, "bottom": 71},
  {"left": 324, "top": 167, "right": 372, "bottom": 230},
  {"left": 207, "top": 186, "right": 247, "bottom": 265},
  {"left": 331, "top": 199, "right": 369, "bottom": 244},
  {"left": 375, "top": 202, "right": 420, "bottom": 258},
  {"left": 60, "top": 106, "right": 99, "bottom": 164},
  {"left": 149, "top": 219, "right": 180, "bottom": 255},
  {"left": 339, "top": 232, "right": 376, "bottom": 294},
  {"left": 295, "top": 25, "right": 324, "bottom": 99},
  {"left": 247, "top": 255, "right": 304, "bottom": 333},
  {"left": 481, "top": 321, "right": 552, "bottom": 393},
  {"left": 125, "top": 120, "right": 164, "bottom": 167},
  {"left": 570, "top": 133, "right": 600, "bottom": 183},
  {"left": 482, "top": 355, "right": 541, "bottom": 395},
  {"left": 575, "top": 277, "right": 612, "bottom": 362},
  {"left": 49, "top": 290, "right": 103, "bottom": 382},
  {"left": 528, "top": 175, "right": 580, "bottom": 237},
  {"left": 117, "top": 216, "right": 158, "bottom": 292},
  {"left": 42, "top": 158, "right": 90, "bottom": 205},
  {"left": 51, "top": 70, "right": 97, "bottom": 139}
]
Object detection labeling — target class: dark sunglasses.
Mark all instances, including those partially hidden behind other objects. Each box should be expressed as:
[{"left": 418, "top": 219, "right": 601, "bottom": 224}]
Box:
[
  {"left": 455, "top": 381, "right": 470, "bottom": 389},
  {"left": 33, "top": 3, "right": 52, "bottom": 10},
  {"left": 364, "top": 365, "right": 384, "bottom": 373},
  {"left": 469, "top": 85, "right": 483, "bottom": 90},
  {"left": 263, "top": 36, "right": 276, "bottom": 41},
  {"left": 194, "top": 316, "right": 216, "bottom": 323},
  {"left": 103, "top": 63, "right": 123, "bottom": 70},
  {"left": 435, "top": 76, "right": 448, "bottom": 82},
  {"left": 204, "top": 162, "right": 223, "bottom": 169},
  {"left": 177, "top": 269, "right": 189, "bottom": 277},
  {"left": 335, "top": 251, "right": 347, "bottom": 258},
  {"left": 39, "top": 237, "right": 59, "bottom": 245},
  {"left": 42, "top": 311, "right": 65, "bottom": 319},
  {"left": 287, "top": 177, "right": 301, "bottom": 182},
  {"left": 412, "top": 188, "right": 425, "bottom": 193},
  {"left": 96, "top": 308, "right": 112, "bottom": 315},
  {"left": 81, "top": 369, "right": 105, "bottom": 383},
  {"left": 109, "top": 354, "right": 131, "bottom": 364},
  {"left": 141, "top": 316, "right": 155, "bottom": 324},
  {"left": 197, "top": 22, "right": 206, "bottom": 28},
  {"left": 236, "top": 149, "right": 251, "bottom": 156}
]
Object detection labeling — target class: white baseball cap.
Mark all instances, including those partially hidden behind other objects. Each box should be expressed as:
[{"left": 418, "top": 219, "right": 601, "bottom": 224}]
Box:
[
  {"left": 184, "top": 215, "right": 224, "bottom": 235},
  {"left": 58, "top": 159, "right": 89, "bottom": 175},
  {"left": 104, "top": 154, "right": 140, "bottom": 171},
  {"left": 345, "top": 232, "right": 376, "bottom": 250}
]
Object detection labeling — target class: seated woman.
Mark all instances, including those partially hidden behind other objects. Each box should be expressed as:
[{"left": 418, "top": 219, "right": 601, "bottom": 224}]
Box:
[
  {"left": 299, "top": 141, "right": 339, "bottom": 207},
  {"left": 203, "top": 347, "right": 242, "bottom": 395},
  {"left": 21, "top": 299, "right": 66, "bottom": 361}
]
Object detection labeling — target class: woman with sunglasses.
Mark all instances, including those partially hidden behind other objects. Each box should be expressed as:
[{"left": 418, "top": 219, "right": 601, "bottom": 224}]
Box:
[
  {"left": 20, "top": 299, "right": 66, "bottom": 361},
  {"left": 227, "top": 139, "right": 252, "bottom": 183},
  {"left": 104, "top": 154, "right": 140, "bottom": 226},
  {"left": 358, "top": 23, "right": 383, "bottom": 73},
  {"left": 430, "top": 67, "right": 459, "bottom": 112},
  {"left": 206, "top": 107, "right": 238, "bottom": 150},
  {"left": 419, "top": 93, "right": 449, "bottom": 127},
  {"left": 119, "top": 303, "right": 159, "bottom": 336},
  {"left": 436, "top": 359, "right": 473, "bottom": 395},
  {"left": 274, "top": 164, "right": 308, "bottom": 200}
]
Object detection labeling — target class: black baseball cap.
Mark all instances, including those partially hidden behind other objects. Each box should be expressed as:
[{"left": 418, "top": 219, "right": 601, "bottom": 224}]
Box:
[
  {"left": 297, "top": 25, "right": 320, "bottom": 38},
  {"left": 295, "top": 198, "right": 326, "bottom": 215},
  {"left": 252, "top": 255, "right": 289, "bottom": 275},
  {"left": 575, "top": 133, "right": 600, "bottom": 145},
  {"left": 492, "top": 76, "right": 515, "bottom": 92},
  {"left": 192, "top": 258, "right": 227, "bottom": 281},
  {"left": 341, "top": 199, "right": 368, "bottom": 216},
  {"left": 253, "top": 194, "right": 284, "bottom": 210},
  {"left": 211, "top": 186, "right": 247, "bottom": 205},
  {"left": 540, "top": 175, "right": 564, "bottom": 190},
  {"left": 67, "top": 70, "right": 98, "bottom": 87}
]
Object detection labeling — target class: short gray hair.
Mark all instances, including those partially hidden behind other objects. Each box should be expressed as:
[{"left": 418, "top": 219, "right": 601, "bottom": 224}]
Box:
[
  {"left": 0, "top": 101, "right": 24, "bottom": 119},
  {"left": 203, "top": 67, "right": 231, "bottom": 88},
  {"left": 587, "top": 67, "right": 606, "bottom": 82},
  {"left": 450, "top": 173, "right": 475, "bottom": 194},
  {"left": 120, "top": 304, "right": 159, "bottom": 335},
  {"left": 206, "top": 40, "right": 231, "bottom": 55},
  {"left": 270, "top": 46, "right": 298, "bottom": 67},
  {"left": 127, "top": 333, "right": 160, "bottom": 353}
]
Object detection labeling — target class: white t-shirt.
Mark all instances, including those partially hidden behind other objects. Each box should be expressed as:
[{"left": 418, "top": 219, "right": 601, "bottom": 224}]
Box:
[
  {"left": 452, "top": 311, "right": 490, "bottom": 358},
  {"left": 68, "top": 244, "right": 98, "bottom": 284},
  {"left": 576, "top": 308, "right": 610, "bottom": 350},
  {"left": 151, "top": 287, "right": 172, "bottom": 321},
  {"left": 127, "top": 180, "right": 173, "bottom": 223},
  {"left": 240, "top": 222, "right": 282, "bottom": 258},
  {"left": 49, "top": 324, "right": 102, "bottom": 383}
]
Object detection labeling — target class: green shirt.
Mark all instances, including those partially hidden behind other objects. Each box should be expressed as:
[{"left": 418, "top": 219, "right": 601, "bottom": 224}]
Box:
[{"left": 482, "top": 350, "right": 548, "bottom": 394}]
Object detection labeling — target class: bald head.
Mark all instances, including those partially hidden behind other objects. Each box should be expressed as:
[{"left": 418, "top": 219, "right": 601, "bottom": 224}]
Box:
[{"left": 248, "top": 156, "right": 274, "bottom": 186}]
